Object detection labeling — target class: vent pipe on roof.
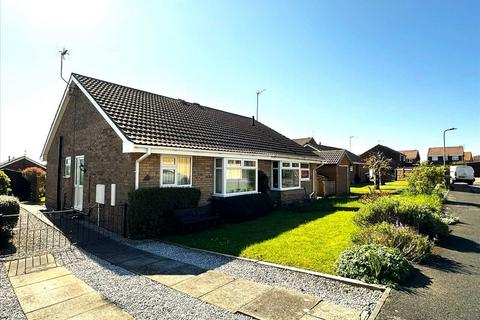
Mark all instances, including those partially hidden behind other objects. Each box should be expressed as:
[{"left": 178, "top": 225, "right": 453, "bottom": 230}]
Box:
[{"left": 252, "top": 116, "right": 255, "bottom": 126}]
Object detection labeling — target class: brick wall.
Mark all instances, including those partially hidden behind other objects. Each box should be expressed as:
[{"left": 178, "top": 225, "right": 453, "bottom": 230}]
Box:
[
  {"left": 138, "top": 154, "right": 160, "bottom": 188},
  {"left": 192, "top": 156, "right": 214, "bottom": 206},
  {"left": 45, "top": 84, "right": 137, "bottom": 211}
]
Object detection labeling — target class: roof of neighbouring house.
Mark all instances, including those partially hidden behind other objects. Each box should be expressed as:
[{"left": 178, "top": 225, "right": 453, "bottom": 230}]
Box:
[
  {"left": 427, "top": 146, "right": 464, "bottom": 157},
  {"left": 294, "top": 137, "right": 364, "bottom": 164},
  {"left": 360, "top": 144, "right": 402, "bottom": 158},
  {"left": 314, "top": 150, "right": 348, "bottom": 165},
  {"left": 399, "top": 149, "right": 419, "bottom": 160},
  {"left": 464, "top": 151, "right": 473, "bottom": 161},
  {"left": 0, "top": 156, "right": 46, "bottom": 171},
  {"left": 50, "top": 74, "right": 319, "bottom": 160}
]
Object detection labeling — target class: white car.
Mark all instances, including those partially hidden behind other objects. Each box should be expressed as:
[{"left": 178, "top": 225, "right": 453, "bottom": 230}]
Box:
[{"left": 450, "top": 165, "right": 475, "bottom": 185}]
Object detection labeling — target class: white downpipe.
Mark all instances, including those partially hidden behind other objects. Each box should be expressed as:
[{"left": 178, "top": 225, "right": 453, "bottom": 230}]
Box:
[{"left": 135, "top": 148, "right": 152, "bottom": 190}]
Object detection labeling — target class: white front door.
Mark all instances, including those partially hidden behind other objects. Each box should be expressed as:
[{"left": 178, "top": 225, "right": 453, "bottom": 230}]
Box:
[{"left": 74, "top": 155, "right": 85, "bottom": 211}]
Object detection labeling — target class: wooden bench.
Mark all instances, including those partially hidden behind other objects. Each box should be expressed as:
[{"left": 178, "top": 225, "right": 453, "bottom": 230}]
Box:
[{"left": 174, "top": 205, "right": 219, "bottom": 233}]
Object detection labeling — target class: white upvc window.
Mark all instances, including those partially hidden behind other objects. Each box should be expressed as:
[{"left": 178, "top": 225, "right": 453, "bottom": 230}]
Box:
[
  {"left": 431, "top": 156, "right": 438, "bottom": 161},
  {"left": 272, "top": 161, "right": 307, "bottom": 190},
  {"left": 452, "top": 155, "right": 460, "bottom": 161},
  {"left": 300, "top": 163, "right": 310, "bottom": 181},
  {"left": 160, "top": 155, "right": 192, "bottom": 187},
  {"left": 214, "top": 158, "right": 257, "bottom": 196},
  {"left": 64, "top": 156, "right": 71, "bottom": 178}
]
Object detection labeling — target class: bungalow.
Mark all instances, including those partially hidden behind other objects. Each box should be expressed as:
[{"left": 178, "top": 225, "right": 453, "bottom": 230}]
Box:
[
  {"left": 427, "top": 146, "right": 464, "bottom": 165},
  {"left": 0, "top": 155, "right": 46, "bottom": 172},
  {"left": 399, "top": 149, "right": 420, "bottom": 166},
  {"left": 41, "top": 74, "right": 320, "bottom": 213},
  {"left": 294, "top": 137, "right": 368, "bottom": 195}
]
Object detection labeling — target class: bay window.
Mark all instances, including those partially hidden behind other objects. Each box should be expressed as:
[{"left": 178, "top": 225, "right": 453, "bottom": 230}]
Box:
[
  {"left": 214, "top": 158, "right": 257, "bottom": 195},
  {"left": 160, "top": 156, "right": 191, "bottom": 186},
  {"left": 272, "top": 161, "right": 310, "bottom": 190}
]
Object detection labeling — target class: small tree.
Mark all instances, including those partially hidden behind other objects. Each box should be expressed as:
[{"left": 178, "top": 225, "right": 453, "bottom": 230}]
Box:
[
  {"left": 22, "top": 167, "right": 46, "bottom": 202},
  {"left": 0, "top": 170, "right": 11, "bottom": 195},
  {"left": 364, "top": 152, "right": 392, "bottom": 190},
  {"left": 406, "top": 162, "right": 445, "bottom": 195}
]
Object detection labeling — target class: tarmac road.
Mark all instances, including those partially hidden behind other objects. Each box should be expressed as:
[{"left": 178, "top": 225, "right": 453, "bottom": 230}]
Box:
[{"left": 378, "top": 182, "right": 480, "bottom": 320}]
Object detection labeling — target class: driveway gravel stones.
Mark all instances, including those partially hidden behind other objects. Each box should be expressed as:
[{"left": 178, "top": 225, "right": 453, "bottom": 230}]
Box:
[{"left": 0, "top": 264, "right": 26, "bottom": 320}]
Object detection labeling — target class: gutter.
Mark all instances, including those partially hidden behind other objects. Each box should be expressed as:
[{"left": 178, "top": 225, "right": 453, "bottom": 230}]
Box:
[{"left": 135, "top": 148, "right": 152, "bottom": 190}]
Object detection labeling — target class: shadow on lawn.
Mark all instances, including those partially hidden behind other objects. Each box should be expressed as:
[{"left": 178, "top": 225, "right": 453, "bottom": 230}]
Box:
[{"left": 165, "top": 196, "right": 358, "bottom": 257}]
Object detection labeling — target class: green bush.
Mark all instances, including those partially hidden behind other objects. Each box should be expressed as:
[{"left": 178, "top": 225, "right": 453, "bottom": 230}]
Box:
[
  {"left": 352, "top": 222, "right": 433, "bottom": 262},
  {"left": 406, "top": 163, "right": 446, "bottom": 195},
  {"left": 128, "top": 187, "right": 201, "bottom": 239},
  {"left": 354, "top": 195, "right": 449, "bottom": 239},
  {"left": 22, "top": 167, "right": 46, "bottom": 202},
  {"left": 0, "top": 195, "right": 20, "bottom": 248},
  {"left": 335, "top": 244, "right": 412, "bottom": 287},
  {"left": 0, "top": 170, "right": 11, "bottom": 195}
]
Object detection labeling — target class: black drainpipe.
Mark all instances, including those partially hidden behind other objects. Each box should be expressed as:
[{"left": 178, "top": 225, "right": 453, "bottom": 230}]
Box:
[{"left": 56, "top": 136, "right": 63, "bottom": 210}]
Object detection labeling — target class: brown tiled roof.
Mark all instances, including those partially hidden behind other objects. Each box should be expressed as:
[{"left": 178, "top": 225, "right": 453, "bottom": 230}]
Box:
[
  {"left": 315, "top": 150, "right": 346, "bottom": 165},
  {"left": 295, "top": 137, "right": 364, "bottom": 164},
  {"left": 464, "top": 152, "right": 473, "bottom": 161},
  {"left": 427, "top": 146, "right": 464, "bottom": 157},
  {"left": 73, "top": 74, "right": 317, "bottom": 159},
  {"left": 399, "top": 150, "right": 419, "bottom": 160}
]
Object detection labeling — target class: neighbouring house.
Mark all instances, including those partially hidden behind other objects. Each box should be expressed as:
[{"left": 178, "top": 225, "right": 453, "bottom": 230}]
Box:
[
  {"left": 0, "top": 156, "right": 46, "bottom": 200},
  {"left": 0, "top": 155, "right": 46, "bottom": 172},
  {"left": 427, "top": 146, "right": 465, "bottom": 165},
  {"left": 399, "top": 149, "right": 420, "bottom": 166},
  {"left": 294, "top": 137, "right": 367, "bottom": 196},
  {"left": 464, "top": 151, "right": 473, "bottom": 162},
  {"left": 360, "top": 144, "right": 405, "bottom": 181},
  {"left": 41, "top": 74, "right": 321, "bottom": 215}
]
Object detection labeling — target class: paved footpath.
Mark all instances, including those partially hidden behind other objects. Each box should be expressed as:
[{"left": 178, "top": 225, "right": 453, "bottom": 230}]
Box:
[
  {"left": 4, "top": 255, "right": 132, "bottom": 320},
  {"left": 82, "top": 236, "right": 367, "bottom": 320},
  {"left": 378, "top": 184, "right": 480, "bottom": 320}
]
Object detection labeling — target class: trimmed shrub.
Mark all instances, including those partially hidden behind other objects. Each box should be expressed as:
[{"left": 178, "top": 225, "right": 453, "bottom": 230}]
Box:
[
  {"left": 354, "top": 195, "right": 449, "bottom": 239},
  {"left": 352, "top": 222, "right": 433, "bottom": 262},
  {"left": 22, "top": 167, "right": 46, "bottom": 202},
  {"left": 128, "top": 187, "right": 201, "bottom": 239},
  {"left": 0, "top": 195, "right": 20, "bottom": 248},
  {"left": 0, "top": 170, "right": 11, "bottom": 195},
  {"left": 358, "top": 190, "right": 390, "bottom": 204},
  {"left": 335, "top": 244, "right": 412, "bottom": 287},
  {"left": 211, "top": 193, "right": 273, "bottom": 223},
  {"left": 406, "top": 163, "right": 446, "bottom": 195}
]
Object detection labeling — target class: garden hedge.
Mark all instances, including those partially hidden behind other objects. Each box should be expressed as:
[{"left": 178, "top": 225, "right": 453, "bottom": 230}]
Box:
[
  {"left": 0, "top": 195, "right": 20, "bottom": 249},
  {"left": 127, "top": 187, "right": 201, "bottom": 239},
  {"left": 211, "top": 193, "right": 273, "bottom": 223}
]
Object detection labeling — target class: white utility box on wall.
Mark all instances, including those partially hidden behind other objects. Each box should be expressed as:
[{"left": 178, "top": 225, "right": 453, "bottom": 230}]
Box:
[{"left": 96, "top": 184, "right": 105, "bottom": 204}]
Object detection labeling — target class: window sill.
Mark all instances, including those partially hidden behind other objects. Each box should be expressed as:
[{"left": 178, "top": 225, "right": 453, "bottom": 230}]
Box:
[
  {"left": 212, "top": 191, "right": 260, "bottom": 197},
  {"left": 160, "top": 184, "right": 193, "bottom": 188},
  {"left": 271, "top": 187, "right": 303, "bottom": 191}
]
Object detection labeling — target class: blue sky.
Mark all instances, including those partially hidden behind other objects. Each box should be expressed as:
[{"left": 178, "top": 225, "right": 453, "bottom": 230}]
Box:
[{"left": 1, "top": 0, "right": 479, "bottom": 162}]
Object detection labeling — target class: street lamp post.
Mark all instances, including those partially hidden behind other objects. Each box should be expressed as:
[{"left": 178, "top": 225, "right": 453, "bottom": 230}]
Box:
[{"left": 443, "top": 127, "right": 457, "bottom": 167}]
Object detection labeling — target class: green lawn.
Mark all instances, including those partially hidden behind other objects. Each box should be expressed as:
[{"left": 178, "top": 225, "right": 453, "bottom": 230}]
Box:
[
  {"left": 350, "top": 180, "right": 408, "bottom": 195},
  {"left": 166, "top": 181, "right": 407, "bottom": 275}
]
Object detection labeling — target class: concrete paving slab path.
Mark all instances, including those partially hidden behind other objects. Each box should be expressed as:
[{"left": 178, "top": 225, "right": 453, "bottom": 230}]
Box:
[
  {"left": 6, "top": 257, "right": 133, "bottom": 319},
  {"left": 173, "top": 270, "right": 236, "bottom": 298},
  {"left": 200, "top": 278, "right": 273, "bottom": 313},
  {"left": 4, "top": 254, "right": 56, "bottom": 277},
  {"left": 238, "top": 287, "right": 321, "bottom": 320}
]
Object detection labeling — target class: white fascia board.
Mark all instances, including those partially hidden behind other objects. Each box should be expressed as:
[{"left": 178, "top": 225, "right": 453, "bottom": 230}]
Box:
[
  {"left": 129, "top": 144, "right": 322, "bottom": 163},
  {"left": 71, "top": 77, "right": 131, "bottom": 145},
  {"left": 41, "top": 76, "right": 74, "bottom": 161},
  {"left": 41, "top": 75, "right": 132, "bottom": 161}
]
